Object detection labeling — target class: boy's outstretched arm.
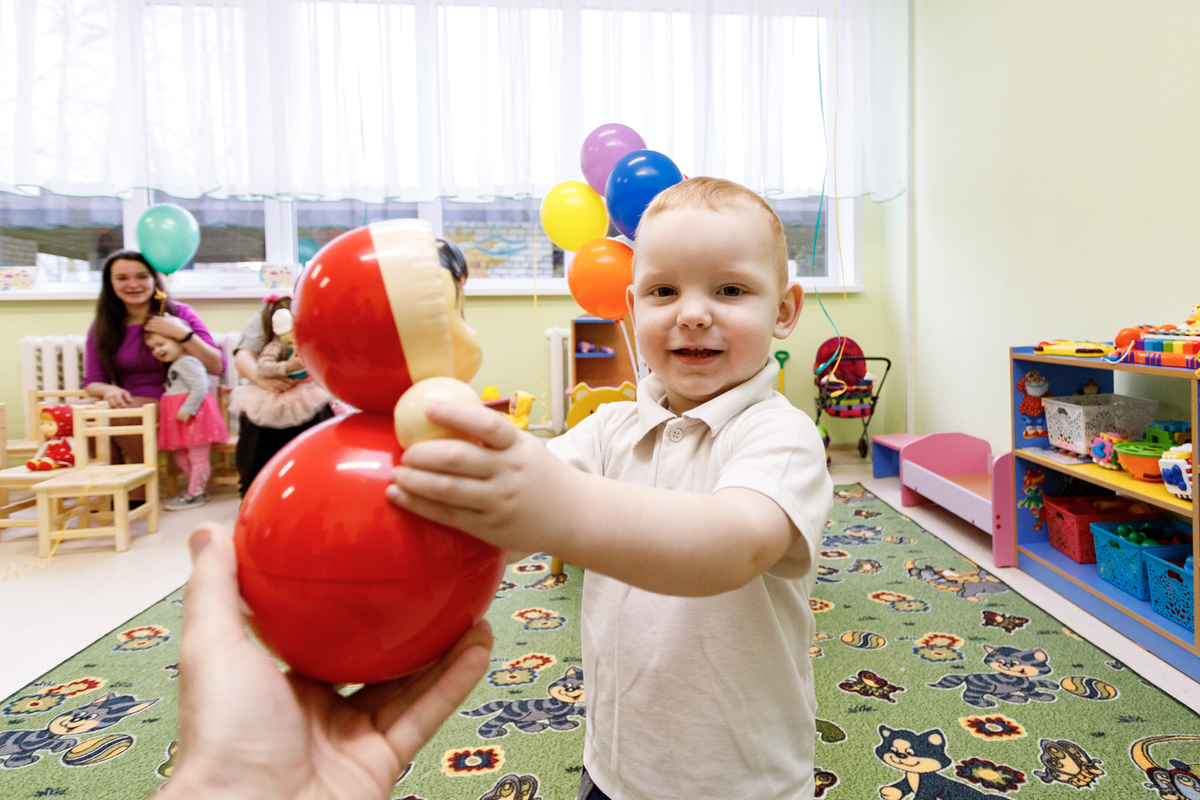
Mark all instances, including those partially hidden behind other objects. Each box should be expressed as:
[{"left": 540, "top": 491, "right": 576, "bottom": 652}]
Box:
[{"left": 387, "top": 403, "right": 805, "bottom": 597}]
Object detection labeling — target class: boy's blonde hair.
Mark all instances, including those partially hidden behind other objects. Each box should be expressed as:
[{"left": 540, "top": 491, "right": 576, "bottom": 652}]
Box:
[{"left": 634, "top": 177, "right": 789, "bottom": 290}]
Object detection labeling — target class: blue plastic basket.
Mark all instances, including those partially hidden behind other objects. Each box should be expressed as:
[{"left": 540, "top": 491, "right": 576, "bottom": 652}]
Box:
[
  {"left": 1091, "top": 519, "right": 1192, "bottom": 600},
  {"left": 1144, "top": 551, "right": 1195, "bottom": 632}
]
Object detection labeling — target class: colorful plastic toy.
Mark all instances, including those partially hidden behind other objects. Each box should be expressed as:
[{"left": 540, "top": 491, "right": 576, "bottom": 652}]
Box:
[
  {"left": 236, "top": 219, "right": 506, "bottom": 684},
  {"left": 1160, "top": 443, "right": 1193, "bottom": 502},
  {"left": 503, "top": 391, "right": 536, "bottom": 430},
  {"left": 1089, "top": 432, "right": 1125, "bottom": 470},
  {"left": 1112, "top": 441, "right": 1168, "bottom": 482},
  {"left": 1034, "top": 341, "right": 1109, "bottom": 357},
  {"left": 566, "top": 381, "right": 636, "bottom": 429}
]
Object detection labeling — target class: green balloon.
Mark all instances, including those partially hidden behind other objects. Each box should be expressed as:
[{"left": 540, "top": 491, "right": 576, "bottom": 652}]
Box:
[
  {"left": 297, "top": 237, "right": 320, "bottom": 265},
  {"left": 137, "top": 203, "right": 200, "bottom": 274}
]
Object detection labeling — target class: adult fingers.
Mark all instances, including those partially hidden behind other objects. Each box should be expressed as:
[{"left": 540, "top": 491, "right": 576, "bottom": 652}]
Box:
[
  {"left": 424, "top": 403, "right": 518, "bottom": 451},
  {"left": 371, "top": 620, "right": 493, "bottom": 762},
  {"left": 182, "top": 524, "right": 251, "bottom": 652}
]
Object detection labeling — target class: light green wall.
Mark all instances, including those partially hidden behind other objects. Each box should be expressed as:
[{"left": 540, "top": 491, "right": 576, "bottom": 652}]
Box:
[{"left": 913, "top": 0, "right": 1200, "bottom": 451}]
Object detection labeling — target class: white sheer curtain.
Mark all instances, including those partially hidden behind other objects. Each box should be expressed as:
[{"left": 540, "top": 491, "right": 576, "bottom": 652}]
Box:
[{"left": 0, "top": 0, "right": 906, "bottom": 203}]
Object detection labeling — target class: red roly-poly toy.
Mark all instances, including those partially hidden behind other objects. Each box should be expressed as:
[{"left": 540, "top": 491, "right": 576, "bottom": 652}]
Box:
[
  {"left": 235, "top": 414, "right": 505, "bottom": 684},
  {"left": 235, "top": 219, "right": 502, "bottom": 684}
]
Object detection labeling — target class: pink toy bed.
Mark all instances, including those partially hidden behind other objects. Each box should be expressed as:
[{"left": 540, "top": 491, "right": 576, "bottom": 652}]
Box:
[{"left": 898, "top": 432, "right": 1016, "bottom": 567}]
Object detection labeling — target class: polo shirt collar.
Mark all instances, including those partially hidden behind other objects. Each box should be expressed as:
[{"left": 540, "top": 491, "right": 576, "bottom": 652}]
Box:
[{"left": 633, "top": 359, "right": 780, "bottom": 441}]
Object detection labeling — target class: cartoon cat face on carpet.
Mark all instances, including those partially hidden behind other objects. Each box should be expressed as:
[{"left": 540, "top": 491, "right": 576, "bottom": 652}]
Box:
[{"left": 876, "top": 726, "right": 950, "bottom": 773}]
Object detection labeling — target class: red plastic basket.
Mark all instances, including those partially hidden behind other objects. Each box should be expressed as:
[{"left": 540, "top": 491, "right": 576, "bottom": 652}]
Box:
[{"left": 1044, "top": 495, "right": 1159, "bottom": 563}]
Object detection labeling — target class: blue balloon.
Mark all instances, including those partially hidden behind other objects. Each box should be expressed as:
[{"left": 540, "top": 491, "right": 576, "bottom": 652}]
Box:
[{"left": 604, "top": 150, "right": 684, "bottom": 239}]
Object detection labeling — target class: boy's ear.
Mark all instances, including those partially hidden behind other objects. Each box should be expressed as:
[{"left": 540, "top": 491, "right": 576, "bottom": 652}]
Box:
[
  {"left": 625, "top": 285, "right": 636, "bottom": 326},
  {"left": 773, "top": 281, "right": 804, "bottom": 339}
]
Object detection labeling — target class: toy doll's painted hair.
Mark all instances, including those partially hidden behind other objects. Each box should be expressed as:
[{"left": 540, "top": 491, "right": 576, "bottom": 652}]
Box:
[{"left": 634, "top": 177, "right": 789, "bottom": 290}]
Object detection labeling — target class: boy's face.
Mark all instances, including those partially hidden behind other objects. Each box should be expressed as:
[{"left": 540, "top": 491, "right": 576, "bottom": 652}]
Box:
[{"left": 627, "top": 203, "right": 802, "bottom": 414}]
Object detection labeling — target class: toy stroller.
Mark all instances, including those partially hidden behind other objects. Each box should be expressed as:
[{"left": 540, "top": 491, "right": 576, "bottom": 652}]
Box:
[{"left": 812, "top": 337, "right": 891, "bottom": 458}]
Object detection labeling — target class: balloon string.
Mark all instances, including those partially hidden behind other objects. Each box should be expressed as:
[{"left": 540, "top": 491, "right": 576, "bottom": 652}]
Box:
[{"left": 619, "top": 317, "right": 640, "bottom": 382}]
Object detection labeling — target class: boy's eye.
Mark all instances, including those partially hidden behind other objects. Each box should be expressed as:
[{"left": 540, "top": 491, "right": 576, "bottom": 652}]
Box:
[
  {"left": 650, "top": 287, "right": 676, "bottom": 298},
  {"left": 718, "top": 286, "right": 744, "bottom": 297}
]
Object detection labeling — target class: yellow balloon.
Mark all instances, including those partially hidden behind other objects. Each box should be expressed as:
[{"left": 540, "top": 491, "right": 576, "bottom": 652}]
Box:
[{"left": 540, "top": 181, "right": 609, "bottom": 252}]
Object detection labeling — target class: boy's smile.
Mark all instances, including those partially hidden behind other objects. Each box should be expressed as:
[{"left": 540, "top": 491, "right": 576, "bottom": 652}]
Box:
[{"left": 627, "top": 203, "right": 803, "bottom": 414}]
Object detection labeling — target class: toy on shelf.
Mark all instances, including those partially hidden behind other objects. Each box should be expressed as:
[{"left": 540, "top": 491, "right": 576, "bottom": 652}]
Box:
[
  {"left": 1112, "top": 441, "right": 1167, "bottom": 482},
  {"left": 1160, "top": 443, "right": 1193, "bottom": 501},
  {"left": 503, "top": 391, "right": 536, "bottom": 430},
  {"left": 1145, "top": 420, "right": 1191, "bottom": 448},
  {"left": 24, "top": 405, "right": 75, "bottom": 471},
  {"left": 1015, "top": 370, "right": 1051, "bottom": 439},
  {"left": 1035, "top": 341, "right": 1108, "bottom": 357},
  {"left": 1106, "top": 304, "right": 1200, "bottom": 369},
  {"left": 234, "top": 220, "right": 506, "bottom": 685},
  {"left": 1088, "top": 432, "right": 1126, "bottom": 470}
]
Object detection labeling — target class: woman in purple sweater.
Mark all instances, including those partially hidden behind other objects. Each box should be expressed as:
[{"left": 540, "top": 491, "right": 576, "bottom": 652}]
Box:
[{"left": 85, "top": 250, "right": 225, "bottom": 464}]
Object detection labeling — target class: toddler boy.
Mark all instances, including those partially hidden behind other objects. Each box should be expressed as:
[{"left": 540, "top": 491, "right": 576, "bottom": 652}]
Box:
[{"left": 389, "top": 177, "right": 834, "bottom": 800}]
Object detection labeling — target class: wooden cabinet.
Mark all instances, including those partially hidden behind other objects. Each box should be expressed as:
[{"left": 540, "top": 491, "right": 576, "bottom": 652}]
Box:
[
  {"left": 1007, "top": 347, "right": 1198, "bottom": 675},
  {"left": 570, "top": 316, "right": 637, "bottom": 390}
]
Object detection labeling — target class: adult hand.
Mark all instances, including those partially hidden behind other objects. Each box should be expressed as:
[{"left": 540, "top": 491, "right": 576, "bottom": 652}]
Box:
[
  {"left": 101, "top": 386, "right": 135, "bottom": 408},
  {"left": 252, "top": 374, "right": 295, "bottom": 393},
  {"left": 145, "top": 313, "right": 192, "bottom": 342},
  {"left": 386, "top": 403, "right": 579, "bottom": 555},
  {"left": 161, "top": 523, "right": 493, "bottom": 800}
]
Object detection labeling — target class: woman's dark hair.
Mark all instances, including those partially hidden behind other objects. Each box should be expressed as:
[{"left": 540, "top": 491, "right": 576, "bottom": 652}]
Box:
[
  {"left": 93, "top": 250, "right": 176, "bottom": 384},
  {"left": 436, "top": 238, "right": 469, "bottom": 294},
  {"left": 261, "top": 295, "right": 293, "bottom": 343}
]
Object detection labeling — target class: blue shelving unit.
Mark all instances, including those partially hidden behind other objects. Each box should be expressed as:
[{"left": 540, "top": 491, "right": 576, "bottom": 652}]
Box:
[{"left": 1008, "top": 347, "right": 1199, "bottom": 676}]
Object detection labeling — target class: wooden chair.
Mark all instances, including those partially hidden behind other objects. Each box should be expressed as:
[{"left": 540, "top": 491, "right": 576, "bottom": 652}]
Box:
[
  {"left": 0, "top": 393, "right": 106, "bottom": 536},
  {"left": 166, "top": 385, "right": 239, "bottom": 494},
  {"left": 34, "top": 405, "right": 159, "bottom": 556}
]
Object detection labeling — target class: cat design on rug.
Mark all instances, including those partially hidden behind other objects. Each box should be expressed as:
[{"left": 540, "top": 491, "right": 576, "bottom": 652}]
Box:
[
  {"left": 928, "top": 645, "right": 1059, "bottom": 709},
  {"left": 822, "top": 523, "right": 886, "bottom": 547},
  {"left": 875, "top": 726, "right": 1000, "bottom": 799},
  {"left": 905, "top": 558, "right": 1008, "bottom": 601},
  {"left": 0, "top": 692, "right": 158, "bottom": 768},
  {"left": 461, "top": 666, "right": 585, "bottom": 739}
]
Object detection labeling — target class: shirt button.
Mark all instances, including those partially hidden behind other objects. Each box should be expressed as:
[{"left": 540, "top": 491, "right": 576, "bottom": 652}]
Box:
[{"left": 668, "top": 428, "right": 684, "bottom": 442}]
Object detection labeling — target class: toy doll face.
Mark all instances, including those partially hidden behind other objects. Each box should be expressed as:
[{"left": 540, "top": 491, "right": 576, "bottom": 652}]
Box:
[
  {"left": 144, "top": 332, "right": 184, "bottom": 363},
  {"left": 40, "top": 415, "right": 59, "bottom": 438}
]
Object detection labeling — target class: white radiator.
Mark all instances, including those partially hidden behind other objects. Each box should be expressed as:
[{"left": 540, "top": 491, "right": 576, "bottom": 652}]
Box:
[{"left": 17, "top": 332, "right": 243, "bottom": 439}]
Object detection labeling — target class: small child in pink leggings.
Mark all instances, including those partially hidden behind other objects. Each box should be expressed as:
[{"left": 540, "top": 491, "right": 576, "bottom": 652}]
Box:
[{"left": 145, "top": 329, "right": 229, "bottom": 510}]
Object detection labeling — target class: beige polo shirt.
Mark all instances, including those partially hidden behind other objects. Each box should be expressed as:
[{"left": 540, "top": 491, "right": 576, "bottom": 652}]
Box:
[{"left": 547, "top": 360, "right": 834, "bottom": 800}]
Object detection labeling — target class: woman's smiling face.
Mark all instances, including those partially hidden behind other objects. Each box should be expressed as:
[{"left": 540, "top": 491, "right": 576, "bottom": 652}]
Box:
[{"left": 110, "top": 259, "right": 156, "bottom": 310}]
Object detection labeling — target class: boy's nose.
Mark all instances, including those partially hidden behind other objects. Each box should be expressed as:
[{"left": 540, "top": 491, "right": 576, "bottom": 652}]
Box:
[{"left": 676, "top": 296, "right": 712, "bottom": 328}]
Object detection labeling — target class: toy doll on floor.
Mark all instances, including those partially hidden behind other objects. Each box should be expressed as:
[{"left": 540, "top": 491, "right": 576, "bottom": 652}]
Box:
[
  {"left": 230, "top": 307, "right": 331, "bottom": 430},
  {"left": 25, "top": 404, "right": 76, "bottom": 471}
]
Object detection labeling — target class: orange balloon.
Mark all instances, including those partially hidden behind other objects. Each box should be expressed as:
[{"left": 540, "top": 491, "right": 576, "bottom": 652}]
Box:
[{"left": 568, "top": 238, "right": 634, "bottom": 320}]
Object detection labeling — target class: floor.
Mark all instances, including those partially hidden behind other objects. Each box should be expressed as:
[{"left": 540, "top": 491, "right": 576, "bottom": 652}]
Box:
[{"left": 2, "top": 449, "right": 1198, "bottom": 716}]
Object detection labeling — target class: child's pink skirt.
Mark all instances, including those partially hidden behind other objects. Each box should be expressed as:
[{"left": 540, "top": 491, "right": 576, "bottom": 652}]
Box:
[{"left": 158, "top": 393, "right": 229, "bottom": 451}]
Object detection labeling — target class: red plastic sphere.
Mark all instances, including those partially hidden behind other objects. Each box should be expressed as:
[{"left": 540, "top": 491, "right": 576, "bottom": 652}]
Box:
[
  {"left": 234, "top": 413, "right": 507, "bottom": 684},
  {"left": 292, "top": 227, "right": 412, "bottom": 415}
]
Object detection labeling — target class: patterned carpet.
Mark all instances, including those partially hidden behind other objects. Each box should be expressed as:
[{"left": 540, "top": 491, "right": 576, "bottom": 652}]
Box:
[{"left": 2, "top": 485, "right": 1198, "bottom": 799}]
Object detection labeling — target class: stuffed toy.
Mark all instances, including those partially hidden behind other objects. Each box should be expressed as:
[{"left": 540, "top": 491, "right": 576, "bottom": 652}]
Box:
[{"left": 26, "top": 404, "right": 76, "bottom": 471}]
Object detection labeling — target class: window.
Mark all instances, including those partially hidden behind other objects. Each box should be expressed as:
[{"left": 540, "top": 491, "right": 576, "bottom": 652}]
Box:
[
  {"left": 0, "top": 190, "right": 122, "bottom": 289},
  {"left": 442, "top": 199, "right": 567, "bottom": 295}
]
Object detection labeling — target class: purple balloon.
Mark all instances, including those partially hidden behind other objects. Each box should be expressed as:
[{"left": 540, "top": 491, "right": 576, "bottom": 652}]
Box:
[{"left": 581, "top": 124, "right": 647, "bottom": 196}]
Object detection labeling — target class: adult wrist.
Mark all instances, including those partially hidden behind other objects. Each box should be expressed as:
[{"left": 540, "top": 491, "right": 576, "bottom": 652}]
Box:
[{"left": 178, "top": 330, "right": 195, "bottom": 344}]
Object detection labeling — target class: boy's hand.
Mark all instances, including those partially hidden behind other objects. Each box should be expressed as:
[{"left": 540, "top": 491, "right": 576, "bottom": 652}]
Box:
[
  {"left": 177, "top": 409, "right": 192, "bottom": 423},
  {"left": 386, "top": 403, "right": 576, "bottom": 555}
]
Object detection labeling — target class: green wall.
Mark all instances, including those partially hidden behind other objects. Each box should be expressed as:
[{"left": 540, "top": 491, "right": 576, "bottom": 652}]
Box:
[{"left": 912, "top": 0, "right": 1200, "bottom": 450}]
